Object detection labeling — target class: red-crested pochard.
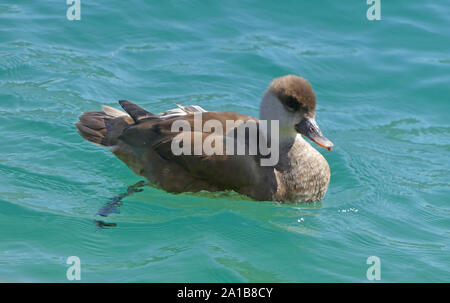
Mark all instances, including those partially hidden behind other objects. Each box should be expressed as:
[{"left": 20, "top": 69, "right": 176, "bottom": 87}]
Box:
[{"left": 76, "top": 75, "right": 333, "bottom": 202}]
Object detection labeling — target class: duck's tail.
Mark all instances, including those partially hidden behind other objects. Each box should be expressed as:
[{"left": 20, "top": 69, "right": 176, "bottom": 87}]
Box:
[{"left": 75, "top": 105, "right": 134, "bottom": 147}]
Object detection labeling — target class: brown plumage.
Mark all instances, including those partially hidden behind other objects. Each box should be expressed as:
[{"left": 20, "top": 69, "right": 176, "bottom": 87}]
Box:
[
  {"left": 75, "top": 75, "right": 333, "bottom": 202},
  {"left": 269, "top": 75, "right": 316, "bottom": 114}
]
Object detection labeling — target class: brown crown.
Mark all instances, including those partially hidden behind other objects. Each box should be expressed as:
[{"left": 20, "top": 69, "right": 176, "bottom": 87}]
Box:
[{"left": 268, "top": 75, "right": 316, "bottom": 114}]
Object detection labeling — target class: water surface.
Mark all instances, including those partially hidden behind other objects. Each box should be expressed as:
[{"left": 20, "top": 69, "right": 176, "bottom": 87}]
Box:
[{"left": 0, "top": 0, "right": 449, "bottom": 282}]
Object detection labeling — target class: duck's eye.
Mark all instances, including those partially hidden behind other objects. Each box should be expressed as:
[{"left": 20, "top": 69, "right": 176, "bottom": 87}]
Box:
[{"left": 284, "top": 96, "right": 300, "bottom": 112}]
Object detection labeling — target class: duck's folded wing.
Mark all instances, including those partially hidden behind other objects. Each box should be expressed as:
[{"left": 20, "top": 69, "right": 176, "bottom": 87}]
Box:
[
  {"left": 158, "top": 104, "right": 207, "bottom": 119},
  {"left": 118, "top": 112, "right": 277, "bottom": 199}
]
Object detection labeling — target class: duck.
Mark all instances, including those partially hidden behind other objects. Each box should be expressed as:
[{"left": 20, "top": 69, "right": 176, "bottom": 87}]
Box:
[{"left": 75, "top": 75, "right": 333, "bottom": 202}]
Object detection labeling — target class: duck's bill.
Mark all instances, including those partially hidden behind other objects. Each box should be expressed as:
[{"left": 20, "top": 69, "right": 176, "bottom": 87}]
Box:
[{"left": 295, "top": 117, "right": 334, "bottom": 151}]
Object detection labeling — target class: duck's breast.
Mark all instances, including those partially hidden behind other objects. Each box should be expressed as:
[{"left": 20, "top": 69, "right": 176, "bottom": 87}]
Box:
[{"left": 276, "top": 139, "right": 330, "bottom": 202}]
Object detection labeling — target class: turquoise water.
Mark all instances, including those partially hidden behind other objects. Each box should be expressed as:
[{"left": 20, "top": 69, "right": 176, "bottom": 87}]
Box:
[{"left": 0, "top": 0, "right": 449, "bottom": 282}]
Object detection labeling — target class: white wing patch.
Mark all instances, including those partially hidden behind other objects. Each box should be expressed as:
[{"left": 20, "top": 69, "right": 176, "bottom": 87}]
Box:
[
  {"left": 102, "top": 104, "right": 207, "bottom": 120},
  {"left": 101, "top": 105, "right": 129, "bottom": 117},
  {"left": 158, "top": 104, "right": 207, "bottom": 119}
]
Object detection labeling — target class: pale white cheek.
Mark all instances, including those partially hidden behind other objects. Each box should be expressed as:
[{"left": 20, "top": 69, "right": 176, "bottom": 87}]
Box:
[
  {"left": 278, "top": 109, "right": 297, "bottom": 132},
  {"left": 260, "top": 91, "right": 297, "bottom": 129},
  {"left": 260, "top": 94, "right": 302, "bottom": 143}
]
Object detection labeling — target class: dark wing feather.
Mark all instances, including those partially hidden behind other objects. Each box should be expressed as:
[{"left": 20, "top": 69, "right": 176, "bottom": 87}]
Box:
[
  {"left": 118, "top": 112, "right": 277, "bottom": 199},
  {"left": 118, "top": 100, "right": 157, "bottom": 123}
]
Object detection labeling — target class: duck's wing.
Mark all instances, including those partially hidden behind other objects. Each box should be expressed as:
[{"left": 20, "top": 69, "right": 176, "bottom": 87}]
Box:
[
  {"left": 119, "top": 100, "right": 158, "bottom": 122},
  {"left": 120, "top": 99, "right": 207, "bottom": 119},
  {"left": 118, "top": 111, "right": 277, "bottom": 200},
  {"left": 157, "top": 104, "right": 207, "bottom": 119}
]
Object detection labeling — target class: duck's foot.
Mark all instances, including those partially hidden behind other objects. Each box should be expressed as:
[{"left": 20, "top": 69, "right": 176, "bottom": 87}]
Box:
[{"left": 94, "top": 180, "right": 148, "bottom": 228}]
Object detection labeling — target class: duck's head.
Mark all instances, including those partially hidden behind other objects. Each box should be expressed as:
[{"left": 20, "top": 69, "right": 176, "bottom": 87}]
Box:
[{"left": 260, "top": 75, "right": 334, "bottom": 151}]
